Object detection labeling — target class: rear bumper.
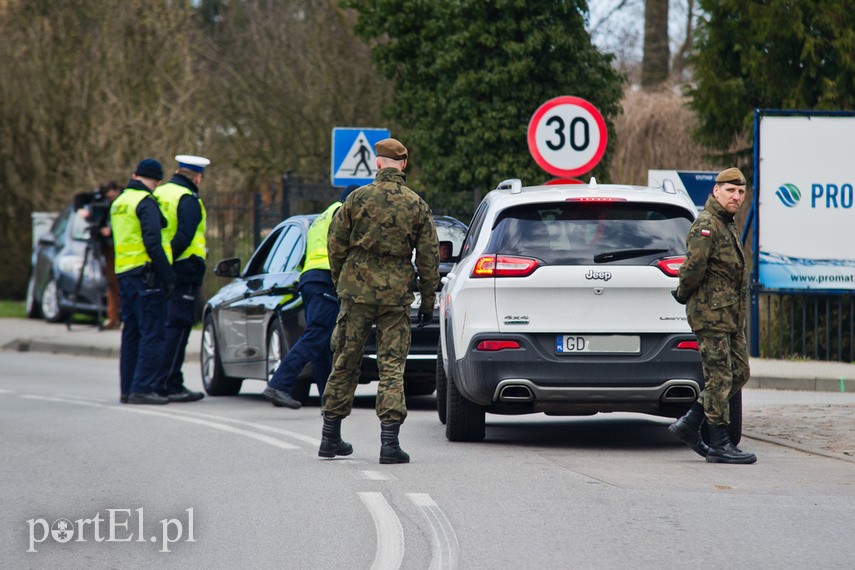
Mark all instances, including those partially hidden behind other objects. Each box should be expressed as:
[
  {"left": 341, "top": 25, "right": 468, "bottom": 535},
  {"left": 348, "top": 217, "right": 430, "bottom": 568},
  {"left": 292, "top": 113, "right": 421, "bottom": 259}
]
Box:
[{"left": 455, "top": 332, "right": 704, "bottom": 415}]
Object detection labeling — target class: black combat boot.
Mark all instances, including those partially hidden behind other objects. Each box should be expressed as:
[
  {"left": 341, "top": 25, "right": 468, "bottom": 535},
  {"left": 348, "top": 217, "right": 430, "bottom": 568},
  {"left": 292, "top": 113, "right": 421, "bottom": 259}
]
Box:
[
  {"left": 379, "top": 422, "right": 410, "bottom": 464},
  {"left": 668, "top": 402, "right": 709, "bottom": 458},
  {"left": 706, "top": 424, "right": 757, "bottom": 464},
  {"left": 318, "top": 415, "right": 353, "bottom": 458}
]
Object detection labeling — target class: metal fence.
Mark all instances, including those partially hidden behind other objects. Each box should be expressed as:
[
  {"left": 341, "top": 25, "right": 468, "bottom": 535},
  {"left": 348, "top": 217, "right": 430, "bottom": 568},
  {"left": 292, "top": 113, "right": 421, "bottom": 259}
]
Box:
[
  {"left": 756, "top": 290, "right": 855, "bottom": 361},
  {"left": 202, "top": 175, "right": 336, "bottom": 302}
]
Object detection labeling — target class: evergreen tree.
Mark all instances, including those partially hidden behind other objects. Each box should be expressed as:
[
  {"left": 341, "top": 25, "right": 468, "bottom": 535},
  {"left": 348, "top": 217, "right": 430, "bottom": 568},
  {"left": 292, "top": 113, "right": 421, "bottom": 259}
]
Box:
[
  {"left": 344, "top": 0, "right": 624, "bottom": 215},
  {"left": 690, "top": 0, "right": 855, "bottom": 155}
]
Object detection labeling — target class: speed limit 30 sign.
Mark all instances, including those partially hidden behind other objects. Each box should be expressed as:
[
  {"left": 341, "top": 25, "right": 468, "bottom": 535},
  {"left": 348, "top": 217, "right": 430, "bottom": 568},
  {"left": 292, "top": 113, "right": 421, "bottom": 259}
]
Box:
[{"left": 527, "top": 96, "right": 607, "bottom": 178}]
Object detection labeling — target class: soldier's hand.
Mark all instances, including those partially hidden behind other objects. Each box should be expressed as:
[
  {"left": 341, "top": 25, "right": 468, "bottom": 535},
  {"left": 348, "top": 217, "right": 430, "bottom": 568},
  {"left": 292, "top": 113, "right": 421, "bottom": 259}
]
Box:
[
  {"left": 671, "top": 289, "right": 687, "bottom": 305},
  {"left": 416, "top": 310, "right": 432, "bottom": 328}
]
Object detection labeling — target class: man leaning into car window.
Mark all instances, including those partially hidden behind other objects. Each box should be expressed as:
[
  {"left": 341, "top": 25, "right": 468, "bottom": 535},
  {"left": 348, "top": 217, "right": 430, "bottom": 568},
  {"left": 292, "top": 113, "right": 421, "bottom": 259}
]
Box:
[
  {"left": 319, "top": 138, "right": 439, "bottom": 464},
  {"left": 669, "top": 167, "right": 757, "bottom": 465},
  {"left": 261, "top": 184, "right": 359, "bottom": 410}
]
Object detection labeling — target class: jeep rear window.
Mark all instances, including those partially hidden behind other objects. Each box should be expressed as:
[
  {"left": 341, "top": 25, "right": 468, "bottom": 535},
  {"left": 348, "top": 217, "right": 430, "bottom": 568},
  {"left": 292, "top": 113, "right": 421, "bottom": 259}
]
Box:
[{"left": 486, "top": 202, "right": 693, "bottom": 265}]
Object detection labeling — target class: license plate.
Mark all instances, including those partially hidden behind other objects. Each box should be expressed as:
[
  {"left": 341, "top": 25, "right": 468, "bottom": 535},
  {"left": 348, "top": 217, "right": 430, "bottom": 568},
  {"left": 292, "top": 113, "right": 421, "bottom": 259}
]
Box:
[
  {"left": 555, "top": 335, "right": 640, "bottom": 354},
  {"left": 411, "top": 292, "right": 439, "bottom": 309}
]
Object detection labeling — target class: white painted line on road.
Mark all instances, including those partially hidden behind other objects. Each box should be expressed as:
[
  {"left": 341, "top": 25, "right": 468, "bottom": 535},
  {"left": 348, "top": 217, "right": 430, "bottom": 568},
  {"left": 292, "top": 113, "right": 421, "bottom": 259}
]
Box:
[
  {"left": 0, "top": 388, "right": 16, "bottom": 394},
  {"left": 114, "top": 406, "right": 300, "bottom": 450},
  {"left": 149, "top": 407, "right": 321, "bottom": 446},
  {"left": 56, "top": 393, "right": 109, "bottom": 403},
  {"left": 407, "top": 493, "right": 460, "bottom": 570},
  {"left": 22, "top": 395, "right": 105, "bottom": 407},
  {"left": 21, "top": 394, "right": 299, "bottom": 450},
  {"left": 359, "top": 492, "right": 405, "bottom": 570},
  {"left": 361, "top": 470, "right": 395, "bottom": 481}
]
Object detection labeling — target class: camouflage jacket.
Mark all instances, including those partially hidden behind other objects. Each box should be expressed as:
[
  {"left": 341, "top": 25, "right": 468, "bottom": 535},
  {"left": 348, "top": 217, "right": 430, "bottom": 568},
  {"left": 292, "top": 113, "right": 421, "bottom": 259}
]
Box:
[
  {"left": 328, "top": 168, "right": 439, "bottom": 310},
  {"left": 675, "top": 194, "right": 748, "bottom": 333}
]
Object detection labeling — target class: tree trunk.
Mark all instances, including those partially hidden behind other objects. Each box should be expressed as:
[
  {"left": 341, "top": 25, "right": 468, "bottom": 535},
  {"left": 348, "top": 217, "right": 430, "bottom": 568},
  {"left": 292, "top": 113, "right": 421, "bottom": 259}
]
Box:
[{"left": 641, "top": 0, "right": 670, "bottom": 89}]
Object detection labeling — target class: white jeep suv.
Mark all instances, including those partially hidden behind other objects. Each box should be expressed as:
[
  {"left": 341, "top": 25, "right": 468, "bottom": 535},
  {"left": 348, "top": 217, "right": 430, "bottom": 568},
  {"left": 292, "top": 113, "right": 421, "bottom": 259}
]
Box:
[{"left": 438, "top": 178, "right": 714, "bottom": 442}]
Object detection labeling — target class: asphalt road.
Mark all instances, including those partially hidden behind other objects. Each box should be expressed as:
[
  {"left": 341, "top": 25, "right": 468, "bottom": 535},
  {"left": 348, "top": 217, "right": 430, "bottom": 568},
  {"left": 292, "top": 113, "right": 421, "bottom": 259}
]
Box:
[{"left": 2, "top": 351, "right": 855, "bottom": 568}]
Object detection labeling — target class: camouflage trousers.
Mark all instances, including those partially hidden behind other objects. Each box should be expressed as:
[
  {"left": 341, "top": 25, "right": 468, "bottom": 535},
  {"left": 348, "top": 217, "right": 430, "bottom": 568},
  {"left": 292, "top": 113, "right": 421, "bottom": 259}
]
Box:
[
  {"left": 696, "top": 329, "right": 750, "bottom": 425},
  {"left": 322, "top": 299, "right": 411, "bottom": 423}
]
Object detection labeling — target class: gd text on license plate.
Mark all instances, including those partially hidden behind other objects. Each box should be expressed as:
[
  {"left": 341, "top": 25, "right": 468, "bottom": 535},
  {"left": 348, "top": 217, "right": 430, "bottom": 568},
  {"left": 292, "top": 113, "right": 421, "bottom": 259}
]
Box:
[{"left": 555, "top": 335, "right": 640, "bottom": 354}]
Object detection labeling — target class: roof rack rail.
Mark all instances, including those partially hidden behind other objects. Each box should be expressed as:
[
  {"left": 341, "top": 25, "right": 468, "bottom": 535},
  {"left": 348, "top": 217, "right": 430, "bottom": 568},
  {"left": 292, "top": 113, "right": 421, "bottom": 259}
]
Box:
[{"left": 496, "top": 179, "right": 522, "bottom": 194}]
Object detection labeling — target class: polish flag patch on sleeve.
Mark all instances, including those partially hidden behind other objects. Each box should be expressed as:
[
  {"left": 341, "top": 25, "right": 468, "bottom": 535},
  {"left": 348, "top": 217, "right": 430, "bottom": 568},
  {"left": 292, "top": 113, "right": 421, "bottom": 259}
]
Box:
[{"left": 700, "top": 229, "right": 711, "bottom": 236}]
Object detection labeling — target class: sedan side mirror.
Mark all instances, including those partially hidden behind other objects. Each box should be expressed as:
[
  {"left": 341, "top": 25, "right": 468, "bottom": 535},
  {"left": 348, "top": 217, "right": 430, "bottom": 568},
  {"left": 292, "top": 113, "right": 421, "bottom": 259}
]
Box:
[{"left": 214, "top": 257, "right": 241, "bottom": 278}]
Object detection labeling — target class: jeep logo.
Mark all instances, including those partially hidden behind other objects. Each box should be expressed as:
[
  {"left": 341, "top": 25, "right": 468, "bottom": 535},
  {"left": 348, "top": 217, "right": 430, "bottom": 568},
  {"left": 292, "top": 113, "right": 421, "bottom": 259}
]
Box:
[{"left": 585, "top": 270, "right": 612, "bottom": 281}]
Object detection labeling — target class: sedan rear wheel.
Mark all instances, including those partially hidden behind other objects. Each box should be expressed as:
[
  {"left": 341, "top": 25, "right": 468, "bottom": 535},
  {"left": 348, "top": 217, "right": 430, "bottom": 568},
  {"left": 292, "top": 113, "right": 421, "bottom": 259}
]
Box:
[
  {"left": 40, "top": 278, "right": 68, "bottom": 323},
  {"left": 201, "top": 315, "right": 242, "bottom": 396}
]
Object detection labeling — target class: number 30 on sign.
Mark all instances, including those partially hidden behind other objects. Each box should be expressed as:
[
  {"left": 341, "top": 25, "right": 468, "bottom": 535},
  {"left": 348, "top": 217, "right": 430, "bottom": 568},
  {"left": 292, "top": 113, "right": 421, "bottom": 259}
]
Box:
[{"left": 527, "top": 96, "right": 607, "bottom": 178}]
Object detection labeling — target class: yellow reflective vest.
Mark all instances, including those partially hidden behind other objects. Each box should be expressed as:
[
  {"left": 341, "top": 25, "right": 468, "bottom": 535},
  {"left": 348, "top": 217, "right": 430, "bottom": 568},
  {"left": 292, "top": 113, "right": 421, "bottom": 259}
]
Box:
[
  {"left": 302, "top": 201, "right": 342, "bottom": 274},
  {"left": 111, "top": 189, "right": 173, "bottom": 274},
  {"left": 154, "top": 182, "right": 207, "bottom": 261}
]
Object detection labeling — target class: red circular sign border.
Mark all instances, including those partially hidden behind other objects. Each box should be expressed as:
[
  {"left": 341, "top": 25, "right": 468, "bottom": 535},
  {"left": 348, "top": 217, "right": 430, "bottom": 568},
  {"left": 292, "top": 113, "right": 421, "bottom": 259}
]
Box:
[{"left": 527, "top": 96, "right": 608, "bottom": 178}]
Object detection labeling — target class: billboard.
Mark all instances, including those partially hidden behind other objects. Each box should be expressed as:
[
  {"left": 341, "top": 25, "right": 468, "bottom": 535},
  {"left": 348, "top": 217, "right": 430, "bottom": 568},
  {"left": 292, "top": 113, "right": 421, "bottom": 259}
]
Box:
[{"left": 757, "top": 111, "right": 855, "bottom": 290}]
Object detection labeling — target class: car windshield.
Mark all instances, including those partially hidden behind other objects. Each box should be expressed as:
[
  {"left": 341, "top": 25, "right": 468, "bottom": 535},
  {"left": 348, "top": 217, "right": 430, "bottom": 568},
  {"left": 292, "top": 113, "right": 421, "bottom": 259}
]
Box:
[
  {"left": 436, "top": 224, "right": 467, "bottom": 257},
  {"left": 487, "top": 201, "right": 693, "bottom": 265}
]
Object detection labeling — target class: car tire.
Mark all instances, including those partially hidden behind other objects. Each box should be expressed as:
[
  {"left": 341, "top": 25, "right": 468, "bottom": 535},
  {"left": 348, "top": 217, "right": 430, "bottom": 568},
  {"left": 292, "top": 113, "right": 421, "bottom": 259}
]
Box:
[
  {"left": 201, "top": 314, "right": 242, "bottom": 396},
  {"left": 40, "top": 277, "right": 68, "bottom": 323},
  {"left": 435, "top": 341, "right": 448, "bottom": 425},
  {"left": 445, "top": 363, "right": 485, "bottom": 442},
  {"left": 700, "top": 391, "right": 743, "bottom": 446},
  {"left": 267, "top": 317, "right": 312, "bottom": 404},
  {"left": 25, "top": 275, "right": 41, "bottom": 318}
]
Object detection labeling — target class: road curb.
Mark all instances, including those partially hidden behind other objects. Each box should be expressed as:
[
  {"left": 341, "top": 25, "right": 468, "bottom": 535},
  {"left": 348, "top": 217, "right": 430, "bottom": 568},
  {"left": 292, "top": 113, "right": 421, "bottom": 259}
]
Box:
[
  {"left": 743, "top": 430, "right": 855, "bottom": 464},
  {"left": 2, "top": 338, "right": 199, "bottom": 362}
]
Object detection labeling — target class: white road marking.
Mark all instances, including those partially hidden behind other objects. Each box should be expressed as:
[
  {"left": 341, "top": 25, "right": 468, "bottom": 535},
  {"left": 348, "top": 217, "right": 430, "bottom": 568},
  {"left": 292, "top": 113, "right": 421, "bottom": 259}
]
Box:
[
  {"left": 407, "top": 493, "right": 460, "bottom": 570},
  {"left": 359, "top": 492, "right": 405, "bottom": 570},
  {"left": 21, "top": 394, "right": 298, "bottom": 450},
  {"left": 56, "top": 393, "right": 109, "bottom": 403},
  {"left": 22, "top": 395, "right": 104, "bottom": 407},
  {"left": 113, "top": 406, "right": 299, "bottom": 450},
  {"left": 0, "top": 388, "right": 17, "bottom": 394},
  {"left": 150, "top": 407, "right": 321, "bottom": 446}
]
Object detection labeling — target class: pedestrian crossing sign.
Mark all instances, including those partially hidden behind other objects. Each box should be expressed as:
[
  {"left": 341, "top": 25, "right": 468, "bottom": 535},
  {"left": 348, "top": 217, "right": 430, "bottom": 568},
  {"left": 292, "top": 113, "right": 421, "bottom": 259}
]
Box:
[{"left": 331, "top": 127, "right": 391, "bottom": 187}]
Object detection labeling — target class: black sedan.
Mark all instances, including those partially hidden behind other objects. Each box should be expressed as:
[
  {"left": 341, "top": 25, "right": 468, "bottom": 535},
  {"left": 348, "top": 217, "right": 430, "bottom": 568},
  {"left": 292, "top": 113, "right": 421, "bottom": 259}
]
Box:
[
  {"left": 26, "top": 205, "right": 106, "bottom": 322},
  {"left": 200, "top": 214, "right": 467, "bottom": 402}
]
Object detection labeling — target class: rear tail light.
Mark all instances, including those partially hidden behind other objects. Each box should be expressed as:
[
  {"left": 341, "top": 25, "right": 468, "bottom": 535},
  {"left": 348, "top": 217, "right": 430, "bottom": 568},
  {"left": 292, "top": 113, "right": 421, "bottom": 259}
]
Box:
[
  {"left": 476, "top": 340, "right": 521, "bottom": 351},
  {"left": 471, "top": 255, "right": 539, "bottom": 278},
  {"left": 676, "top": 340, "right": 698, "bottom": 351},
  {"left": 656, "top": 256, "right": 685, "bottom": 277}
]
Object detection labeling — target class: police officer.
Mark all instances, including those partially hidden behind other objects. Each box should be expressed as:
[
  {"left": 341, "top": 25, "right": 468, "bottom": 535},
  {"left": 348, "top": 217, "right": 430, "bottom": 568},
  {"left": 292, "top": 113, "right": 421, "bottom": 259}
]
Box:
[
  {"left": 319, "top": 138, "right": 439, "bottom": 464},
  {"left": 111, "top": 158, "right": 175, "bottom": 405},
  {"left": 262, "top": 185, "right": 360, "bottom": 410},
  {"left": 670, "top": 167, "right": 757, "bottom": 464},
  {"left": 153, "top": 155, "right": 210, "bottom": 402}
]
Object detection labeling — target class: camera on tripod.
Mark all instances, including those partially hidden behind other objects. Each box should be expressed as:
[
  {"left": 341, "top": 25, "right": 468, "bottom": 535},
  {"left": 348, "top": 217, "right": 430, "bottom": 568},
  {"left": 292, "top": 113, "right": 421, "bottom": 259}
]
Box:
[{"left": 73, "top": 191, "right": 111, "bottom": 236}]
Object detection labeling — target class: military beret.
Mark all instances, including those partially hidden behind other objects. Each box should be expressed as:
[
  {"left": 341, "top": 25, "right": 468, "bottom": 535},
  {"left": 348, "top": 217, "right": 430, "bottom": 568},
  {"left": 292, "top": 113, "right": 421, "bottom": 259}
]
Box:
[
  {"left": 716, "top": 167, "right": 746, "bottom": 185},
  {"left": 374, "top": 138, "right": 408, "bottom": 160}
]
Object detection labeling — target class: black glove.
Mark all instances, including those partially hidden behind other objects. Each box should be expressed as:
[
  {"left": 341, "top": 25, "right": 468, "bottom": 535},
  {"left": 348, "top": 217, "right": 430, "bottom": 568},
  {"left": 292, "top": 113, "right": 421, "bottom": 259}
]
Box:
[
  {"left": 671, "top": 289, "right": 687, "bottom": 305},
  {"left": 416, "top": 310, "right": 432, "bottom": 328}
]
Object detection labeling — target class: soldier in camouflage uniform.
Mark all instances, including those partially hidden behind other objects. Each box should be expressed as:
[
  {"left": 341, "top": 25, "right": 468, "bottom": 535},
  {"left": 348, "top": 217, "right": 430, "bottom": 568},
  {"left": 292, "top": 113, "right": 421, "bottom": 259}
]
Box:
[
  {"left": 318, "top": 138, "right": 439, "bottom": 464},
  {"left": 670, "top": 167, "right": 757, "bottom": 464}
]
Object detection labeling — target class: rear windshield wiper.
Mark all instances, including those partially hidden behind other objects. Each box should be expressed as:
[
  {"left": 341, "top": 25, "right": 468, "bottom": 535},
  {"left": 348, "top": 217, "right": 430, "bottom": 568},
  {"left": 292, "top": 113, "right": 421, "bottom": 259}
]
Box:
[{"left": 593, "top": 248, "right": 669, "bottom": 263}]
